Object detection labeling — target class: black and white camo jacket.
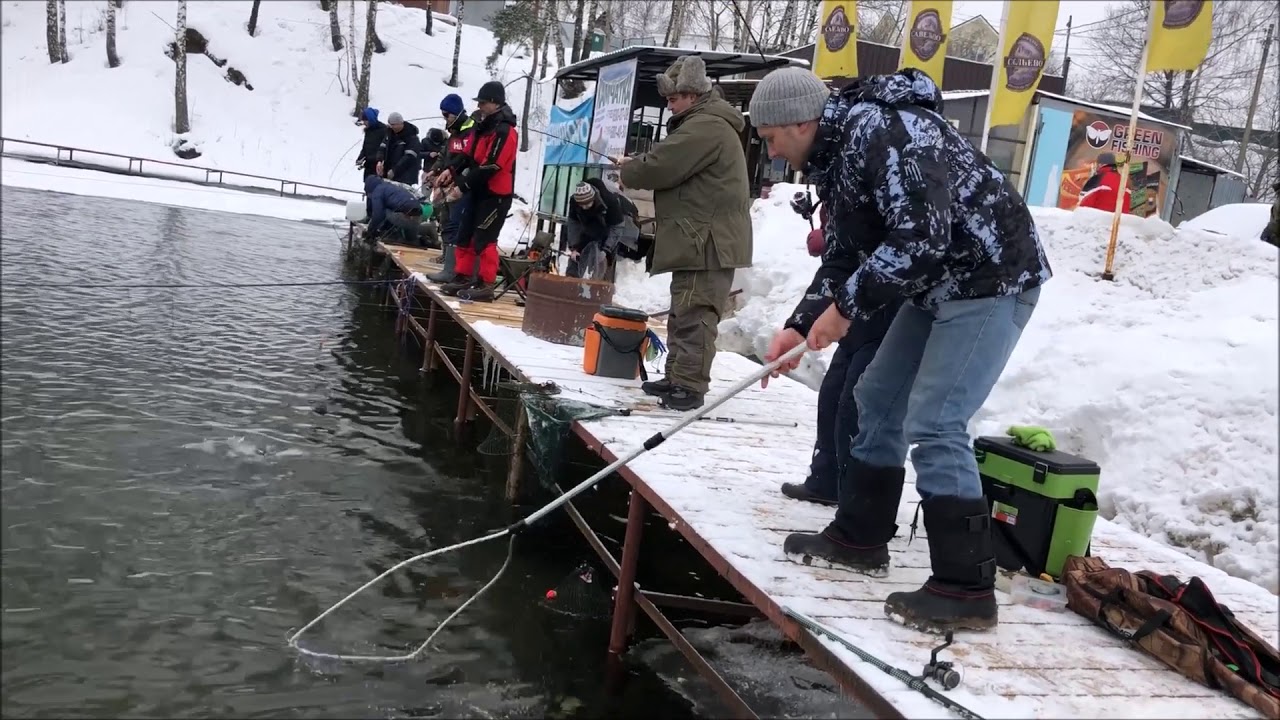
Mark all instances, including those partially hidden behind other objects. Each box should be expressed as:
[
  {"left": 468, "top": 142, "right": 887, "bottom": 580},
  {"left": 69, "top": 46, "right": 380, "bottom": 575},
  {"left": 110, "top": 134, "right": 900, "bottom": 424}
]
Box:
[{"left": 785, "top": 68, "right": 1052, "bottom": 333}]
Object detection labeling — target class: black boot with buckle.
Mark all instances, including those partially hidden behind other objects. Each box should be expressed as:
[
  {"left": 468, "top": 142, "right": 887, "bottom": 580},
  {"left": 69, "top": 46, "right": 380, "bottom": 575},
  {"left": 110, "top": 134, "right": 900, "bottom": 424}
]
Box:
[
  {"left": 783, "top": 459, "right": 905, "bottom": 577},
  {"left": 641, "top": 377, "right": 673, "bottom": 397},
  {"left": 884, "top": 496, "right": 999, "bottom": 633}
]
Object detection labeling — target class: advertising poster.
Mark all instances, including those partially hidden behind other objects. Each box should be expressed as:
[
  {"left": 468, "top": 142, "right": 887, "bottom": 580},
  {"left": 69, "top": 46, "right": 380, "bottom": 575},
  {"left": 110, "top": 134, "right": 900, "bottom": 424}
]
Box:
[
  {"left": 1057, "top": 110, "right": 1178, "bottom": 218},
  {"left": 538, "top": 164, "right": 588, "bottom": 218},
  {"left": 588, "top": 58, "right": 638, "bottom": 162},
  {"left": 543, "top": 97, "right": 594, "bottom": 166}
]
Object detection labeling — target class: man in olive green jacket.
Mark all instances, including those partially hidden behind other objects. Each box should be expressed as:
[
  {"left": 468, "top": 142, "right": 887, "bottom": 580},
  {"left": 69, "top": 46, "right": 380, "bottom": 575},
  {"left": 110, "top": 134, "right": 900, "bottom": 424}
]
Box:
[{"left": 615, "top": 55, "right": 753, "bottom": 411}]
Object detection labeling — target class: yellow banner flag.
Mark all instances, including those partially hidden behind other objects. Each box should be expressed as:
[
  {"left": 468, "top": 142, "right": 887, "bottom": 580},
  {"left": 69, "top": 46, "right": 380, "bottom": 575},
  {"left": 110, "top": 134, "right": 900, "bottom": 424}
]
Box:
[
  {"left": 1146, "top": 0, "right": 1213, "bottom": 72},
  {"left": 898, "top": 0, "right": 954, "bottom": 85},
  {"left": 989, "top": 0, "right": 1060, "bottom": 128},
  {"left": 813, "top": 1, "right": 858, "bottom": 80}
]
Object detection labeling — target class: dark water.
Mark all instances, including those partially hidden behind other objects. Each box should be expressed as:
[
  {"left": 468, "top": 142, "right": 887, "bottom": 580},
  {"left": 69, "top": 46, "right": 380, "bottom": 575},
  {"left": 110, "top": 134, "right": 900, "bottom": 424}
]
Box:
[{"left": 0, "top": 188, "right": 696, "bottom": 718}]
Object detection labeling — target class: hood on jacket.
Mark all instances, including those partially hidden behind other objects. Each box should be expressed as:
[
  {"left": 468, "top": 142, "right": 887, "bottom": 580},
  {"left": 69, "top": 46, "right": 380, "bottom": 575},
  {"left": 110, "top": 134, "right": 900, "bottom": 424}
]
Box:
[
  {"left": 843, "top": 68, "right": 943, "bottom": 112},
  {"left": 670, "top": 95, "right": 745, "bottom": 134},
  {"left": 364, "top": 174, "right": 383, "bottom": 195},
  {"left": 477, "top": 104, "right": 518, "bottom": 133},
  {"left": 447, "top": 111, "right": 473, "bottom": 134}
]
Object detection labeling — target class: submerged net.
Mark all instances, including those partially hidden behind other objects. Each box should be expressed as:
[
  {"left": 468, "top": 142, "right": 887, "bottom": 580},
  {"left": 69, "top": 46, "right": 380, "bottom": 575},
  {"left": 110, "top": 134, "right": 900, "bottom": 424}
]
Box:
[{"left": 540, "top": 561, "right": 614, "bottom": 620}]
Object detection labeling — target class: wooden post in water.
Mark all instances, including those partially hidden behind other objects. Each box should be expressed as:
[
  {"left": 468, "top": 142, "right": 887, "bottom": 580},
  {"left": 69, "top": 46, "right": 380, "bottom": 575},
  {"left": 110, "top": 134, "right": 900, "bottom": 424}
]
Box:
[
  {"left": 608, "top": 489, "right": 648, "bottom": 657},
  {"left": 504, "top": 401, "right": 528, "bottom": 502},
  {"left": 421, "top": 302, "right": 439, "bottom": 373},
  {"left": 454, "top": 335, "right": 476, "bottom": 428}
]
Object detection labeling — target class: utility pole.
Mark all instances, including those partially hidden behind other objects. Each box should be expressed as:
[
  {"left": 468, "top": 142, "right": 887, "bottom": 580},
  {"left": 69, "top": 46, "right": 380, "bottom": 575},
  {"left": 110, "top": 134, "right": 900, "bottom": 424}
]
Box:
[
  {"left": 1061, "top": 15, "right": 1072, "bottom": 84},
  {"left": 1238, "top": 23, "right": 1274, "bottom": 174}
]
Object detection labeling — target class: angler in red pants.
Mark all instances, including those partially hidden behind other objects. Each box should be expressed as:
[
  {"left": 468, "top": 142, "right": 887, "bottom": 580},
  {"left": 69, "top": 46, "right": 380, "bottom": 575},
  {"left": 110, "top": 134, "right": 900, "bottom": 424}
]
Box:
[{"left": 441, "top": 81, "right": 518, "bottom": 303}]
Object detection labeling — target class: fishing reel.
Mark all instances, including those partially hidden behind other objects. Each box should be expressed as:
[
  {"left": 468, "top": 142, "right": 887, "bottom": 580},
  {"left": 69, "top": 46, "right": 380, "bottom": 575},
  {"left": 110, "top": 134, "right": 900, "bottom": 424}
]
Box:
[
  {"left": 919, "top": 631, "right": 962, "bottom": 690},
  {"left": 789, "top": 190, "right": 818, "bottom": 227}
]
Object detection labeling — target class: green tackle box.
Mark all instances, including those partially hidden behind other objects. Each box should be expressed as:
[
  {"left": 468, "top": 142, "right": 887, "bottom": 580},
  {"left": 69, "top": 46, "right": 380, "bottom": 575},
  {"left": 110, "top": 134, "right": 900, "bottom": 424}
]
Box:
[{"left": 975, "top": 436, "right": 1101, "bottom": 580}]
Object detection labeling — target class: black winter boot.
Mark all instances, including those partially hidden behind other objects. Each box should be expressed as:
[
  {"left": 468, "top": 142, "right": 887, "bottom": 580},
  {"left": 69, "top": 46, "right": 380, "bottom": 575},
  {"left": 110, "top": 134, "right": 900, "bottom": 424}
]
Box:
[
  {"left": 784, "top": 460, "right": 906, "bottom": 577},
  {"left": 780, "top": 481, "right": 837, "bottom": 506},
  {"left": 458, "top": 284, "right": 495, "bottom": 303},
  {"left": 441, "top": 276, "right": 479, "bottom": 296},
  {"left": 658, "top": 385, "right": 704, "bottom": 411},
  {"left": 641, "top": 377, "right": 673, "bottom": 397},
  {"left": 426, "top": 245, "right": 456, "bottom": 283},
  {"left": 884, "top": 497, "right": 999, "bottom": 633}
]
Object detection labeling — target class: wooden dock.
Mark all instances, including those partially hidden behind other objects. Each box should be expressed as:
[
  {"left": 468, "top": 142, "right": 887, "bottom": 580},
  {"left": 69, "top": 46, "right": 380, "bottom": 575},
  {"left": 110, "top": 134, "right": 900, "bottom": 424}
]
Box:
[{"left": 364, "top": 237, "right": 1278, "bottom": 720}]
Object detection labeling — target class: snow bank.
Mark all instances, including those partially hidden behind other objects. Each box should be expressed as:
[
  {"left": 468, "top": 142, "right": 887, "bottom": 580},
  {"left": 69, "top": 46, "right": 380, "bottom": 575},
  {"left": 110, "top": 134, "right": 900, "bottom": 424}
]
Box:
[
  {"left": 0, "top": 0, "right": 552, "bottom": 241},
  {"left": 658, "top": 191, "right": 1278, "bottom": 591},
  {"left": 1181, "top": 202, "right": 1273, "bottom": 240}
]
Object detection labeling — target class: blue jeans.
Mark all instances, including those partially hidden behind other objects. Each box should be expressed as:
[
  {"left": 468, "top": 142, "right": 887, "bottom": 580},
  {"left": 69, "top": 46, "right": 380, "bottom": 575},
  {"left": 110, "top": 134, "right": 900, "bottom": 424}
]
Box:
[
  {"left": 849, "top": 287, "right": 1041, "bottom": 500},
  {"left": 442, "top": 194, "right": 473, "bottom": 247},
  {"left": 804, "top": 303, "right": 900, "bottom": 500}
]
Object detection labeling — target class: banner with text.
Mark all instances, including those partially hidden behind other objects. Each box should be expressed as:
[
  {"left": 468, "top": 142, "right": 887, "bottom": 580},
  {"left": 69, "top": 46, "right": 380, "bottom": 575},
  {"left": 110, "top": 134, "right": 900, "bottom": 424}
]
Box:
[
  {"left": 1057, "top": 110, "right": 1178, "bottom": 218},
  {"left": 543, "top": 98, "right": 595, "bottom": 166},
  {"left": 988, "top": 0, "right": 1059, "bottom": 128},
  {"left": 588, "top": 58, "right": 638, "bottom": 163},
  {"left": 898, "top": 0, "right": 952, "bottom": 86},
  {"left": 814, "top": 0, "right": 858, "bottom": 79}
]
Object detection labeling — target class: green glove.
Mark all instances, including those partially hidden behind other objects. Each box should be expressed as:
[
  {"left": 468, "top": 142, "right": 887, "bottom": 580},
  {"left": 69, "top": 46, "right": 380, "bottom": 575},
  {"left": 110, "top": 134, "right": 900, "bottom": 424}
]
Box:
[{"left": 1007, "top": 425, "right": 1056, "bottom": 452}]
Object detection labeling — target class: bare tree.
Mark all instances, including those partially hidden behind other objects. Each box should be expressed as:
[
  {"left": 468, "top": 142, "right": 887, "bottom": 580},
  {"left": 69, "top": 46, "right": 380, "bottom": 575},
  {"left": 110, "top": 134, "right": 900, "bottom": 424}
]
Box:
[
  {"left": 45, "top": 0, "right": 59, "bottom": 63},
  {"left": 174, "top": 0, "right": 190, "bottom": 134},
  {"left": 247, "top": 0, "right": 261, "bottom": 36},
  {"left": 522, "top": 0, "right": 543, "bottom": 153},
  {"left": 57, "top": 0, "right": 68, "bottom": 63},
  {"left": 571, "top": 0, "right": 586, "bottom": 62},
  {"left": 552, "top": 0, "right": 566, "bottom": 68},
  {"left": 424, "top": 2, "right": 434, "bottom": 35},
  {"left": 328, "top": 0, "right": 343, "bottom": 50},
  {"left": 348, "top": 0, "right": 357, "bottom": 93},
  {"left": 446, "top": 0, "right": 465, "bottom": 87},
  {"left": 354, "top": 0, "right": 377, "bottom": 114},
  {"left": 106, "top": 0, "right": 120, "bottom": 67},
  {"left": 538, "top": 0, "right": 552, "bottom": 79}
]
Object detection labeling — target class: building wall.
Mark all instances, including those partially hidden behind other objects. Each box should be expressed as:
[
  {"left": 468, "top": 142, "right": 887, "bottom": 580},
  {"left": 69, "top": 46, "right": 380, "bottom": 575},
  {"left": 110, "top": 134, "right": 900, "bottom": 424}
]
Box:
[{"left": 1024, "top": 106, "right": 1076, "bottom": 208}]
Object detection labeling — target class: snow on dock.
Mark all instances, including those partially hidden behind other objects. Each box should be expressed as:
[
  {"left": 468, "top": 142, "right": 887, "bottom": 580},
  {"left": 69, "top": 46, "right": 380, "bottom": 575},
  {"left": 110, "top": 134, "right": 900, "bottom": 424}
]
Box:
[{"left": 380, "top": 242, "right": 1278, "bottom": 720}]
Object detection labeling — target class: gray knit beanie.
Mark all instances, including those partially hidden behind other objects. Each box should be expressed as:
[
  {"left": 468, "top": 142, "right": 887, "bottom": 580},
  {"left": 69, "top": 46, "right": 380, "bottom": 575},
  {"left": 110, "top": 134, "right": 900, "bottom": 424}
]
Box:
[
  {"left": 387, "top": 111, "right": 404, "bottom": 124},
  {"left": 749, "top": 68, "right": 831, "bottom": 128}
]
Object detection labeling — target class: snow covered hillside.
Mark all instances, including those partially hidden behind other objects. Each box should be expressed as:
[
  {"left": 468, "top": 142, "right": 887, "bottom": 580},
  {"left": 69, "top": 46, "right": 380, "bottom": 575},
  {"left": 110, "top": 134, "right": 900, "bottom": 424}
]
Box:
[
  {"left": 620, "top": 187, "right": 1279, "bottom": 594},
  {"left": 0, "top": 0, "right": 553, "bottom": 236}
]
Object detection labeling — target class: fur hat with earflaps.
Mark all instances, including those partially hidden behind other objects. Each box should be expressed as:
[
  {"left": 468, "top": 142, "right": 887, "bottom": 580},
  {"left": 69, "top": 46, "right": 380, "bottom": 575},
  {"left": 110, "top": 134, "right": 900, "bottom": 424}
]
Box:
[{"left": 656, "top": 55, "right": 713, "bottom": 98}]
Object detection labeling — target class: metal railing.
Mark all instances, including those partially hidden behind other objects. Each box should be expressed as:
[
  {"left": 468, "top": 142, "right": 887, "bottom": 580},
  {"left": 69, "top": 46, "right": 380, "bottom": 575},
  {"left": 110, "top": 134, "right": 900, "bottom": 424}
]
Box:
[{"left": 0, "top": 137, "right": 363, "bottom": 203}]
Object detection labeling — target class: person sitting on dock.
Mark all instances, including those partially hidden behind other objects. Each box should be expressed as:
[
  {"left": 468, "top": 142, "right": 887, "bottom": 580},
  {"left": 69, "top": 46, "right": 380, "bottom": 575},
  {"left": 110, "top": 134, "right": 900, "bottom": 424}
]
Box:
[
  {"left": 376, "top": 112, "right": 423, "bottom": 186},
  {"left": 355, "top": 106, "right": 386, "bottom": 180},
  {"left": 363, "top": 175, "right": 425, "bottom": 246},
  {"left": 425, "top": 94, "right": 477, "bottom": 283},
  {"left": 565, "top": 179, "right": 623, "bottom": 279},
  {"left": 613, "top": 55, "right": 753, "bottom": 411},
  {"left": 754, "top": 66, "right": 1051, "bottom": 634},
  {"left": 439, "top": 81, "right": 518, "bottom": 303}
]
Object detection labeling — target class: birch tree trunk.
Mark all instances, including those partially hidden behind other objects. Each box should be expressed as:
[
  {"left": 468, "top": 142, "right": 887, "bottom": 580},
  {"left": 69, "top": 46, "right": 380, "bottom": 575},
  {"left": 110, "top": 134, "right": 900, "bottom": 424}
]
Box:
[
  {"left": 348, "top": 1, "right": 357, "bottom": 94},
  {"left": 106, "top": 0, "right": 120, "bottom": 67},
  {"left": 174, "top": 0, "right": 190, "bottom": 133},
  {"left": 354, "top": 0, "right": 377, "bottom": 113},
  {"left": 553, "top": 0, "right": 566, "bottom": 68},
  {"left": 45, "top": 0, "right": 59, "bottom": 63},
  {"left": 446, "top": 0, "right": 465, "bottom": 87},
  {"left": 247, "top": 0, "right": 261, "bottom": 36},
  {"left": 328, "top": 0, "right": 343, "bottom": 50},
  {"left": 57, "top": 0, "right": 69, "bottom": 63}
]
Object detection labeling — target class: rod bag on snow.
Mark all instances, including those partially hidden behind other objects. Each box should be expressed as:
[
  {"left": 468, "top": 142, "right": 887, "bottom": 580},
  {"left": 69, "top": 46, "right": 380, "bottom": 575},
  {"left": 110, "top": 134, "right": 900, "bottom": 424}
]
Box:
[{"left": 1061, "top": 555, "right": 1280, "bottom": 717}]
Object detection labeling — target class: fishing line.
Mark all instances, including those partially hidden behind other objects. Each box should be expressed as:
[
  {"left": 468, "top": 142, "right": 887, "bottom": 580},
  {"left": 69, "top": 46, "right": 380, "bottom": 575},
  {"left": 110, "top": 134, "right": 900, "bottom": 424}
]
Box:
[{"left": 286, "top": 341, "right": 812, "bottom": 663}]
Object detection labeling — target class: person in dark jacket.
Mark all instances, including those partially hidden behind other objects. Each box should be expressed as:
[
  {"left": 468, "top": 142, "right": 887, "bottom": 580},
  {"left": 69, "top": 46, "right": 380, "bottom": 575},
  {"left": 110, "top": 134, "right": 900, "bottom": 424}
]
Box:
[
  {"left": 1076, "top": 152, "right": 1132, "bottom": 213},
  {"left": 355, "top": 107, "right": 387, "bottom": 180},
  {"left": 765, "top": 188, "right": 902, "bottom": 508},
  {"left": 421, "top": 128, "right": 447, "bottom": 179},
  {"left": 1265, "top": 180, "right": 1280, "bottom": 246},
  {"left": 363, "top": 175, "right": 423, "bottom": 243},
  {"left": 754, "top": 67, "right": 1052, "bottom": 634},
  {"left": 439, "top": 81, "right": 518, "bottom": 302},
  {"left": 376, "top": 112, "right": 423, "bottom": 184},
  {"left": 426, "top": 95, "right": 478, "bottom": 283},
  {"left": 566, "top": 179, "right": 623, "bottom": 278}
]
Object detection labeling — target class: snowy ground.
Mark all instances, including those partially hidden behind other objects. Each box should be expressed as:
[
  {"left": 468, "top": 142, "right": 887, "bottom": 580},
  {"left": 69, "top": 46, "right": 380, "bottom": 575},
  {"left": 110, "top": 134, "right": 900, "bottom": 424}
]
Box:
[
  {"left": 618, "top": 188, "right": 1279, "bottom": 593},
  {"left": 1181, "top": 202, "right": 1273, "bottom": 240}
]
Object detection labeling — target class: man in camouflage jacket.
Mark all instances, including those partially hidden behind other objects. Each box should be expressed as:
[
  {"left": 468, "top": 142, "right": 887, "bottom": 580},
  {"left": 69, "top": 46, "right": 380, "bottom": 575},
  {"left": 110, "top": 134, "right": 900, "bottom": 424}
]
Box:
[{"left": 752, "top": 67, "right": 1052, "bottom": 634}]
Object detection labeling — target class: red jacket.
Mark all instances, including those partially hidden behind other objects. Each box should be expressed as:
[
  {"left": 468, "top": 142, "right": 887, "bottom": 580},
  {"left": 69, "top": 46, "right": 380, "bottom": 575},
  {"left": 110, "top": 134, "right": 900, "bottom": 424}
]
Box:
[
  {"left": 462, "top": 105, "right": 518, "bottom": 197},
  {"left": 1078, "top": 168, "right": 1132, "bottom": 213}
]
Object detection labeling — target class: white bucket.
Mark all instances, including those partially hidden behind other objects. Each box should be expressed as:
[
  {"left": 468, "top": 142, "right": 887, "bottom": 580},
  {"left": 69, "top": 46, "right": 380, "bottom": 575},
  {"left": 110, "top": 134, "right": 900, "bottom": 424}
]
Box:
[{"left": 345, "top": 199, "right": 368, "bottom": 223}]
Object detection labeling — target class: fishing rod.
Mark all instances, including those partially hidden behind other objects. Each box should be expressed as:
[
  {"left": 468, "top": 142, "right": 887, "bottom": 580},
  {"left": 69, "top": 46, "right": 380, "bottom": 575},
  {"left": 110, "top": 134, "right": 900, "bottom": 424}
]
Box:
[
  {"left": 287, "top": 341, "right": 811, "bottom": 663},
  {"left": 524, "top": 126, "right": 617, "bottom": 163},
  {"left": 784, "top": 607, "right": 985, "bottom": 720},
  {"left": 1, "top": 279, "right": 387, "bottom": 290}
]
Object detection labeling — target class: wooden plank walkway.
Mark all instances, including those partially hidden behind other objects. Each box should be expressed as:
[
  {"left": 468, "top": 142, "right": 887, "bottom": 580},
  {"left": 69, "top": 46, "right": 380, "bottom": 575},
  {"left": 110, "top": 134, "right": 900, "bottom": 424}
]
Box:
[{"left": 377, "top": 242, "right": 1278, "bottom": 719}]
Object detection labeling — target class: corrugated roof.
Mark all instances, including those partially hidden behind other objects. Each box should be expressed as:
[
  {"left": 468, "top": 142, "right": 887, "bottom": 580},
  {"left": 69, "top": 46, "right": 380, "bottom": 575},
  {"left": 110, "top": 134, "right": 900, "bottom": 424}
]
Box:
[{"left": 1179, "top": 155, "right": 1247, "bottom": 178}]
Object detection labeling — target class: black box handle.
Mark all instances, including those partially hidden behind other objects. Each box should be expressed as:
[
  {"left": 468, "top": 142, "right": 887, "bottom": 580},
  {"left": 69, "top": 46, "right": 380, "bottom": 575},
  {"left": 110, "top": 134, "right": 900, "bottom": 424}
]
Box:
[
  {"left": 974, "top": 448, "right": 987, "bottom": 463},
  {"left": 1033, "top": 461, "right": 1049, "bottom": 484}
]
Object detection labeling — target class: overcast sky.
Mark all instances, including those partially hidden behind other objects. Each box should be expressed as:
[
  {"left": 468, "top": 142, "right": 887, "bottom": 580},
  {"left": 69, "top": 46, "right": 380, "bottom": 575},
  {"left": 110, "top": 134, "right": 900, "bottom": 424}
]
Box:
[{"left": 954, "top": 0, "right": 1126, "bottom": 55}]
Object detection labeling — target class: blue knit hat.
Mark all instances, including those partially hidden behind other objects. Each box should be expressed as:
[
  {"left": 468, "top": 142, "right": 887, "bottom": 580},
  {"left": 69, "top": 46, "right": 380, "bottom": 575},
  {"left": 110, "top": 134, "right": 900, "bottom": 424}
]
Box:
[
  {"left": 439, "top": 94, "right": 464, "bottom": 116},
  {"left": 361, "top": 106, "right": 378, "bottom": 123}
]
